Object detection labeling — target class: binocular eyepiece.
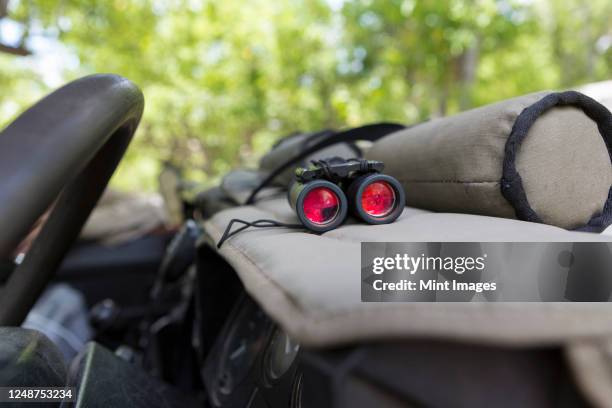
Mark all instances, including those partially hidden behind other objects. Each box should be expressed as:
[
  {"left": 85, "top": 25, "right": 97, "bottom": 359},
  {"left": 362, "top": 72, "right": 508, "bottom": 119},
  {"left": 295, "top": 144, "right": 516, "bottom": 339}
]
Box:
[{"left": 288, "top": 158, "right": 405, "bottom": 232}]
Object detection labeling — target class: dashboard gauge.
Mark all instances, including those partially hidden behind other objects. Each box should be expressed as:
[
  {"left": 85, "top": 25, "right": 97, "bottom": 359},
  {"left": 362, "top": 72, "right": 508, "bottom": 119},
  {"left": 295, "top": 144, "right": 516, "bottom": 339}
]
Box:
[
  {"left": 216, "top": 301, "right": 270, "bottom": 396},
  {"left": 265, "top": 328, "right": 300, "bottom": 382}
]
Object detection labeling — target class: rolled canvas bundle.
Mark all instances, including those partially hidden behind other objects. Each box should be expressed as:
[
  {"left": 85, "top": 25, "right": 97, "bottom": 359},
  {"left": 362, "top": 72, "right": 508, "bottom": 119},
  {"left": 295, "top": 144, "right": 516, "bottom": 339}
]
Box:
[{"left": 366, "top": 91, "right": 612, "bottom": 230}]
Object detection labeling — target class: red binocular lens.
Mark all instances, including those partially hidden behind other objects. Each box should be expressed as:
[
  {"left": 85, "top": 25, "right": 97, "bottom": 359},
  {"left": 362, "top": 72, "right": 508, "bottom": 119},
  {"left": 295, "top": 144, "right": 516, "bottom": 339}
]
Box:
[
  {"left": 288, "top": 180, "right": 348, "bottom": 232},
  {"left": 347, "top": 174, "right": 404, "bottom": 224},
  {"left": 302, "top": 186, "right": 341, "bottom": 225}
]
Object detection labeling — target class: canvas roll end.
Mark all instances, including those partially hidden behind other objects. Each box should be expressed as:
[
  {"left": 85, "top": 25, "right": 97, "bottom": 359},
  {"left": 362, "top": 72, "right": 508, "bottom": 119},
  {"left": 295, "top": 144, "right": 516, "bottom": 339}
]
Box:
[{"left": 367, "top": 91, "right": 612, "bottom": 231}]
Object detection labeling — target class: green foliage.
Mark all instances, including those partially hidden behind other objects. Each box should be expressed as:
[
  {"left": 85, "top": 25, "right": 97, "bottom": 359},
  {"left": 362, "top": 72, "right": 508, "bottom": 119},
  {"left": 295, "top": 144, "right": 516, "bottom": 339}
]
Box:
[{"left": 1, "top": 0, "right": 611, "bottom": 191}]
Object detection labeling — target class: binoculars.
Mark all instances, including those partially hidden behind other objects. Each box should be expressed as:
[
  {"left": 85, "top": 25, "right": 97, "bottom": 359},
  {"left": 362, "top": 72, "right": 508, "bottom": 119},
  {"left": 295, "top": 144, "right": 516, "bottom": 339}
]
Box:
[{"left": 288, "top": 158, "right": 405, "bottom": 232}]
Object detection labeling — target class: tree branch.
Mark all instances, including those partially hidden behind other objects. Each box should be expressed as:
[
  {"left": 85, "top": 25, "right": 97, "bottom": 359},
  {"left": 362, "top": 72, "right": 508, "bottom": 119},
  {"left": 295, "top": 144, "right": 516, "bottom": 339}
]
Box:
[
  {"left": 0, "top": 1, "right": 31, "bottom": 56},
  {"left": 0, "top": 0, "right": 8, "bottom": 19},
  {"left": 0, "top": 42, "right": 31, "bottom": 56}
]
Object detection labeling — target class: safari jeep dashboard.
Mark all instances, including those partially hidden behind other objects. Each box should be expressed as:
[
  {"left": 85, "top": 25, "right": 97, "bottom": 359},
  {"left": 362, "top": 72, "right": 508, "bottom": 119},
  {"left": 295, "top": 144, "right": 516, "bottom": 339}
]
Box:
[
  {"left": 0, "top": 73, "right": 610, "bottom": 408},
  {"left": 192, "top": 246, "right": 589, "bottom": 408}
]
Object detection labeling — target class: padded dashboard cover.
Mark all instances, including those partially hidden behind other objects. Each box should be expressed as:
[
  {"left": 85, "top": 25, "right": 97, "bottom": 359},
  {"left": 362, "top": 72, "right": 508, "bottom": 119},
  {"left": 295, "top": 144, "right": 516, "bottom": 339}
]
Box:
[
  {"left": 204, "top": 199, "right": 612, "bottom": 348},
  {"left": 205, "top": 90, "right": 612, "bottom": 406},
  {"left": 204, "top": 198, "right": 612, "bottom": 408},
  {"left": 366, "top": 91, "right": 612, "bottom": 230}
]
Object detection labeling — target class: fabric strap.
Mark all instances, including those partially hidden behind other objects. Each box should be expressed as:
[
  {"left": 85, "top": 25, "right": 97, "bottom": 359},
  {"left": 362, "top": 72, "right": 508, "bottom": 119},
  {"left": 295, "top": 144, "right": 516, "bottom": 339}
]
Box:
[{"left": 245, "top": 123, "right": 405, "bottom": 204}]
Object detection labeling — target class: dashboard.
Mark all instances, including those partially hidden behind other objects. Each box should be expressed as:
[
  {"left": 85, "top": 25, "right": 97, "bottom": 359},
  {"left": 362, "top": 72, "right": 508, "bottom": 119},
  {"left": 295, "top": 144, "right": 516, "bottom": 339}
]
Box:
[
  {"left": 202, "top": 296, "right": 302, "bottom": 408},
  {"left": 192, "top": 246, "right": 587, "bottom": 408}
]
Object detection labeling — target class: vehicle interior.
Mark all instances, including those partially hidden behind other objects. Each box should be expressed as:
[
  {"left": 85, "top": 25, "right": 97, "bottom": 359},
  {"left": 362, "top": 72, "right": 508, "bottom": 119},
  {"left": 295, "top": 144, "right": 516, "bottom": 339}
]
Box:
[{"left": 0, "top": 73, "right": 611, "bottom": 408}]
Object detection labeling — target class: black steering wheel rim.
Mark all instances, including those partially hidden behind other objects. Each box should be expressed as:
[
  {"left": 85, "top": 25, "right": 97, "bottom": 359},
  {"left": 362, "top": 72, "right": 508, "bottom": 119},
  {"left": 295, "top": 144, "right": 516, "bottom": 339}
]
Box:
[{"left": 0, "top": 74, "right": 144, "bottom": 326}]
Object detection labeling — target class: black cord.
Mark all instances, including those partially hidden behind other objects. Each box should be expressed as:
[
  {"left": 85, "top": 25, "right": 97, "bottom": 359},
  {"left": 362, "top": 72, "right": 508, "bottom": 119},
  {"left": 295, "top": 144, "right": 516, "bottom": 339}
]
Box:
[{"left": 217, "top": 218, "right": 304, "bottom": 248}]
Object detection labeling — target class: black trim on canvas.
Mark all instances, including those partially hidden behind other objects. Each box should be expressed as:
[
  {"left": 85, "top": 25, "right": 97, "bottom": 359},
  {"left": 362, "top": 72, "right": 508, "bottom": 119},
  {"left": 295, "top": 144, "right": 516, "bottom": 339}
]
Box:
[{"left": 501, "top": 91, "right": 612, "bottom": 232}]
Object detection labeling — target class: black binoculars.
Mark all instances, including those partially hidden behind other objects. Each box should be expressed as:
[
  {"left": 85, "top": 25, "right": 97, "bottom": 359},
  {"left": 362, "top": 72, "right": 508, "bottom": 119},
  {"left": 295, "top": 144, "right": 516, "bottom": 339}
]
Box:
[{"left": 288, "top": 158, "right": 405, "bottom": 232}]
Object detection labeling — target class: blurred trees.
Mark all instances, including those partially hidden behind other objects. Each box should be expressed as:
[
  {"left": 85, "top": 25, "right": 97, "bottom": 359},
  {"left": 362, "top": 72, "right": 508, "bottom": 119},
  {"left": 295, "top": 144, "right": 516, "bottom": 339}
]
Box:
[
  {"left": 0, "top": 0, "right": 29, "bottom": 55},
  {"left": 1, "top": 0, "right": 611, "bottom": 190}
]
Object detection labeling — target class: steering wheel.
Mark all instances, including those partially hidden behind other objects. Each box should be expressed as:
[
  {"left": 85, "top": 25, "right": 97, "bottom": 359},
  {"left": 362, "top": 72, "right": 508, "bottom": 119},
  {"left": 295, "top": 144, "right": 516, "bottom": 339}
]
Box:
[{"left": 0, "top": 74, "right": 144, "bottom": 326}]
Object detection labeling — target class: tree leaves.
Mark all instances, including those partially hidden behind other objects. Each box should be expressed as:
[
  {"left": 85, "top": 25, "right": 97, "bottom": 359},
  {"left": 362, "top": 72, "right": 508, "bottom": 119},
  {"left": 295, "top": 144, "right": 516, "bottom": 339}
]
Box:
[{"left": 1, "top": 0, "right": 610, "bottom": 190}]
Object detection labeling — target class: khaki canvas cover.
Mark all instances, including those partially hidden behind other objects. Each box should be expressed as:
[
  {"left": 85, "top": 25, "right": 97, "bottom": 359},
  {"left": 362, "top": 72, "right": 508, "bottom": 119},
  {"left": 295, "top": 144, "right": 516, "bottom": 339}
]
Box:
[
  {"left": 204, "top": 89, "right": 612, "bottom": 407},
  {"left": 366, "top": 92, "right": 612, "bottom": 230},
  {"left": 203, "top": 200, "right": 612, "bottom": 408},
  {"left": 204, "top": 201, "right": 612, "bottom": 348}
]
